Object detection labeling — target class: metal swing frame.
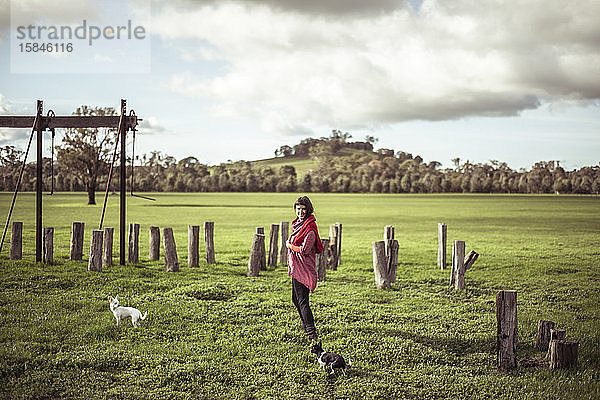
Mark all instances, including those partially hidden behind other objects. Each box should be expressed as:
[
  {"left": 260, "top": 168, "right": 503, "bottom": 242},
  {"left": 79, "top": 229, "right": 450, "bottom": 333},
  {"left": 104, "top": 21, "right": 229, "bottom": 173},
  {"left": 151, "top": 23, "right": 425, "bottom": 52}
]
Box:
[{"left": 0, "top": 99, "right": 141, "bottom": 265}]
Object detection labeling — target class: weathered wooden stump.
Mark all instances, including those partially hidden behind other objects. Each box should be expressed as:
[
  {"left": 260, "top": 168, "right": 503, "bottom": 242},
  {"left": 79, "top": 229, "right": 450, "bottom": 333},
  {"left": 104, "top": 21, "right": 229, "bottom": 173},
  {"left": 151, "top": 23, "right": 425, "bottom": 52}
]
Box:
[
  {"left": 464, "top": 250, "right": 479, "bottom": 270},
  {"left": 451, "top": 240, "right": 466, "bottom": 290},
  {"left": 384, "top": 225, "right": 395, "bottom": 257},
  {"left": 550, "top": 328, "right": 566, "bottom": 342},
  {"left": 279, "top": 221, "right": 289, "bottom": 265},
  {"left": 384, "top": 226, "right": 398, "bottom": 283},
  {"left": 373, "top": 241, "right": 390, "bottom": 289},
  {"left": 437, "top": 223, "right": 447, "bottom": 269},
  {"left": 204, "top": 221, "right": 215, "bottom": 264},
  {"left": 10, "top": 221, "right": 22, "bottom": 260},
  {"left": 317, "top": 238, "right": 329, "bottom": 282},
  {"left": 267, "top": 224, "right": 279, "bottom": 267},
  {"left": 149, "top": 226, "right": 160, "bottom": 261},
  {"left": 103, "top": 227, "right": 113, "bottom": 267},
  {"left": 163, "top": 228, "right": 179, "bottom": 272},
  {"left": 549, "top": 340, "right": 578, "bottom": 370},
  {"left": 373, "top": 239, "right": 398, "bottom": 289},
  {"left": 388, "top": 239, "right": 399, "bottom": 283},
  {"left": 535, "top": 320, "right": 556, "bottom": 351},
  {"left": 328, "top": 225, "right": 338, "bottom": 270},
  {"left": 188, "top": 225, "right": 200, "bottom": 267},
  {"left": 128, "top": 223, "right": 140, "bottom": 264},
  {"left": 248, "top": 233, "right": 264, "bottom": 277},
  {"left": 43, "top": 227, "right": 54, "bottom": 264},
  {"left": 88, "top": 230, "right": 103, "bottom": 272},
  {"left": 70, "top": 222, "right": 85, "bottom": 261},
  {"left": 256, "top": 227, "right": 266, "bottom": 270},
  {"left": 335, "top": 222, "right": 342, "bottom": 267},
  {"left": 496, "top": 290, "right": 518, "bottom": 369},
  {"left": 327, "top": 240, "right": 337, "bottom": 270},
  {"left": 546, "top": 329, "right": 567, "bottom": 359}
]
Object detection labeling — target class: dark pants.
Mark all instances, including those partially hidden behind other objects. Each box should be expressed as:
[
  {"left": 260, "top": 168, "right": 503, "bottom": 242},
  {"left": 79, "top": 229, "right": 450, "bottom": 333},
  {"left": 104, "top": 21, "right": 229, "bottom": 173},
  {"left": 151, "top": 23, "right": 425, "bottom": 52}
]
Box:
[{"left": 291, "top": 278, "right": 316, "bottom": 336}]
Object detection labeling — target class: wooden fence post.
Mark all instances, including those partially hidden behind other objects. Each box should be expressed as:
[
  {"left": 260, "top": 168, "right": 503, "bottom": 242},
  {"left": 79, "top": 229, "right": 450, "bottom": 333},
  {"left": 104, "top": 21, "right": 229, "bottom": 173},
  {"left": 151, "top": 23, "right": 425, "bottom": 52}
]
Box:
[
  {"left": 335, "top": 222, "right": 342, "bottom": 267},
  {"left": 384, "top": 225, "right": 395, "bottom": 259},
  {"left": 88, "top": 230, "right": 103, "bottom": 272},
  {"left": 43, "top": 227, "right": 53, "bottom": 264},
  {"left": 70, "top": 222, "right": 84, "bottom": 261},
  {"left": 373, "top": 240, "right": 393, "bottom": 289},
  {"left": 496, "top": 290, "right": 518, "bottom": 369},
  {"left": 279, "top": 221, "right": 289, "bottom": 265},
  {"left": 103, "top": 227, "right": 113, "bottom": 267},
  {"left": 464, "top": 250, "right": 479, "bottom": 270},
  {"left": 546, "top": 329, "right": 567, "bottom": 359},
  {"left": 149, "top": 226, "right": 160, "bottom": 261},
  {"left": 204, "top": 221, "right": 215, "bottom": 264},
  {"left": 128, "top": 223, "right": 140, "bottom": 264},
  {"left": 550, "top": 328, "right": 566, "bottom": 342},
  {"left": 317, "top": 238, "right": 329, "bottom": 282},
  {"left": 163, "top": 228, "right": 179, "bottom": 272},
  {"left": 384, "top": 226, "right": 398, "bottom": 283},
  {"left": 388, "top": 239, "right": 399, "bottom": 283},
  {"left": 267, "top": 223, "right": 279, "bottom": 267},
  {"left": 328, "top": 225, "right": 338, "bottom": 270},
  {"left": 550, "top": 340, "right": 578, "bottom": 370},
  {"left": 535, "top": 320, "right": 555, "bottom": 351},
  {"left": 10, "top": 221, "right": 22, "bottom": 260},
  {"left": 188, "top": 225, "right": 200, "bottom": 267},
  {"left": 437, "top": 223, "right": 447, "bottom": 269},
  {"left": 248, "top": 233, "right": 264, "bottom": 277},
  {"left": 256, "top": 227, "right": 266, "bottom": 270},
  {"left": 451, "top": 240, "right": 466, "bottom": 289}
]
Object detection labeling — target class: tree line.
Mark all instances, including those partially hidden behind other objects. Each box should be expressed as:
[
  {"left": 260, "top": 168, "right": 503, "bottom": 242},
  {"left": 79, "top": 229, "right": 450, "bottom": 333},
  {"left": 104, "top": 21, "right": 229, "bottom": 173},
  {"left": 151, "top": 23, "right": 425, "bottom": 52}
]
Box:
[{"left": 1, "top": 114, "right": 599, "bottom": 202}]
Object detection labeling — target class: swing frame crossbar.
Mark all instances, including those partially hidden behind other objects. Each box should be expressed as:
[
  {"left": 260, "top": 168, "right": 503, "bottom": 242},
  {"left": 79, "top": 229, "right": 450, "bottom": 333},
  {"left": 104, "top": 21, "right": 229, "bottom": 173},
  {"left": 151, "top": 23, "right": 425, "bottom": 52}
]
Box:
[{"left": 0, "top": 99, "right": 140, "bottom": 265}]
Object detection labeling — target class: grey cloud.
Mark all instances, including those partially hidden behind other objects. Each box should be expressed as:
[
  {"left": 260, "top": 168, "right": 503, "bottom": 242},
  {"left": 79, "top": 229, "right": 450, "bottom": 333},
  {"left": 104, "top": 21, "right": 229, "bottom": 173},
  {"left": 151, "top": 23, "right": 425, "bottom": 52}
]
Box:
[
  {"left": 0, "top": 0, "right": 8, "bottom": 41},
  {"left": 138, "top": 117, "right": 166, "bottom": 135},
  {"left": 0, "top": 128, "right": 30, "bottom": 145},
  {"left": 0, "top": 93, "right": 13, "bottom": 115},
  {"left": 170, "top": 0, "right": 409, "bottom": 16},
  {"left": 370, "top": 93, "right": 541, "bottom": 124},
  {"left": 159, "top": 0, "right": 600, "bottom": 127}
]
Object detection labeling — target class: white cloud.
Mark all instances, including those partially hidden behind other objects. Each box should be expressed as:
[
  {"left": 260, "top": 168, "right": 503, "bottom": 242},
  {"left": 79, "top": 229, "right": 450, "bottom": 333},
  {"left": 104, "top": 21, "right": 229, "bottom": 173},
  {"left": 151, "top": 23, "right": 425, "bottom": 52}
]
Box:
[
  {"left": 0, "top": 93, "right": 11, "bottom": 115},
  {"left": 10, "top": 0, "right": 99, "bottom": 25},
  {"left": 0, "top": 128, "right": 30, "bottom": 145},
  {"left": 0, "top": 0, "right": 8, "bottom": 42},
  {"left": 138, "top": 116, "right": 166, "bottom": 134},
  {"left": 155, "top": 0, "right": 600, "bottom": 135},
  {"left": 0, "top": 94, "right": 31, "bottom": 145},
  {"left": 93, "top": 54, "right": 114, "bottom": 63}
]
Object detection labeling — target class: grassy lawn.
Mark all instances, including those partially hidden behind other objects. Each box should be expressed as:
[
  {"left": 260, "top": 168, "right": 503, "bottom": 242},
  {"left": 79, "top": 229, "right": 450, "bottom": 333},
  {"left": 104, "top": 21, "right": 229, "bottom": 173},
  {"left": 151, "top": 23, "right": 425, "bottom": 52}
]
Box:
[{"left": 1, "top": 192, "right": 599, "bottom": 399}]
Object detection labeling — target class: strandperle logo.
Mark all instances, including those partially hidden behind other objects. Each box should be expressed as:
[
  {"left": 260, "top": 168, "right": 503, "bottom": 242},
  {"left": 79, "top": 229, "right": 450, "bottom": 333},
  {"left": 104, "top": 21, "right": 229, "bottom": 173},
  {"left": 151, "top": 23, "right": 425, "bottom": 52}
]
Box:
[
  {"left": 15, "top": 20, "right": 146, "bottom": 46},
  {"left": 10, "top": 0, "right": 151, "bottom": 74}
]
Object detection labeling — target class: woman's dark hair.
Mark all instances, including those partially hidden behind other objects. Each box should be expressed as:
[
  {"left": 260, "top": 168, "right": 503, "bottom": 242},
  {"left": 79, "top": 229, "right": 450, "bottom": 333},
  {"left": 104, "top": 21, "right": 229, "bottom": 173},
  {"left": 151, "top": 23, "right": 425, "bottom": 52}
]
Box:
[{"left": 293, "top": 196, "right": 314, "bottom": 217}]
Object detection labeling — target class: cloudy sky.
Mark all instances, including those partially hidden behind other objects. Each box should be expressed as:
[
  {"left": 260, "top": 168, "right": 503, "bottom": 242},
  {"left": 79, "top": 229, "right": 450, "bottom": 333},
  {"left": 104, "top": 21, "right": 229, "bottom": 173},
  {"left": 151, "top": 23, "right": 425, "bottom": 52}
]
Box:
[{"left": 1, "top": 0, "right": 599, "bottom": 170}]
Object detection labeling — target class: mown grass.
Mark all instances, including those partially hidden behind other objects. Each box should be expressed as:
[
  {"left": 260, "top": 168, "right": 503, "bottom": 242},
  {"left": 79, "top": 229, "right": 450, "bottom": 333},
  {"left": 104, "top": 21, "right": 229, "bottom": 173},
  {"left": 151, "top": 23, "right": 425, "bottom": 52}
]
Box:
[{"left": 0, "top": 192, "right": 599, "bottom": 399}]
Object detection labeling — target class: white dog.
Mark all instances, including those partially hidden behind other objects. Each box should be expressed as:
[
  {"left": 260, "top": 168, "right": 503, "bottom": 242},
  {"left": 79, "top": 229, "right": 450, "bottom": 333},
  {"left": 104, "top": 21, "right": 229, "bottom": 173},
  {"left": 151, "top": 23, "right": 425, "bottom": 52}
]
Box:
[{"left": 108, "top": 295, "right": 147, "bottom": 327}]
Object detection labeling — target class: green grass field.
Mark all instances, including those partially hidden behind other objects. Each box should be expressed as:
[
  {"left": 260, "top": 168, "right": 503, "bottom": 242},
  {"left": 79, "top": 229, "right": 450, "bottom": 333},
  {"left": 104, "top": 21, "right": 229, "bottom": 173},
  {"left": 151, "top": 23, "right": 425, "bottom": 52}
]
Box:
[{"left": 1, "top": 192, "right": 599, "bottom": 399}]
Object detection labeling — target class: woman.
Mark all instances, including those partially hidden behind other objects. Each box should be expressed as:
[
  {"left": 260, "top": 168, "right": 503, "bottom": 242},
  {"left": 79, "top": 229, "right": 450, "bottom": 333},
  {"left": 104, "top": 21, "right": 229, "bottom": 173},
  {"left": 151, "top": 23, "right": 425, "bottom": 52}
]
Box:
[{"left": 286, "top": 196, "right": 323, "bottom": 341}]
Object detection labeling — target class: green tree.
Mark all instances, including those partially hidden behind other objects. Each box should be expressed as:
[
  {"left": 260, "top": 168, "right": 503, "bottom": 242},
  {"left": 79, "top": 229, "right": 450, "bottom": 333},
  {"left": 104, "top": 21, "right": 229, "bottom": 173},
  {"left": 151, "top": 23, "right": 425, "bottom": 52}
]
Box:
[
  {"left": 0, "top": 145, "right": 24, "bottom": 191},
  {"left": 56, "top": 106, "right": 117, "bottom": 204}
]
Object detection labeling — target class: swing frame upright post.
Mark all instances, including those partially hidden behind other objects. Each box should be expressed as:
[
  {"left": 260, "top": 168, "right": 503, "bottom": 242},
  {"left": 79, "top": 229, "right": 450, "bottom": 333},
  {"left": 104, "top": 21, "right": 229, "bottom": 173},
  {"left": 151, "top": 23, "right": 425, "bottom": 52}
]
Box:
[
  {"left": 119, "top": 100, "right": 127, "bottom": 266},
  {"left": 35, "top": 100, "right": 43, "bottom": 262}
]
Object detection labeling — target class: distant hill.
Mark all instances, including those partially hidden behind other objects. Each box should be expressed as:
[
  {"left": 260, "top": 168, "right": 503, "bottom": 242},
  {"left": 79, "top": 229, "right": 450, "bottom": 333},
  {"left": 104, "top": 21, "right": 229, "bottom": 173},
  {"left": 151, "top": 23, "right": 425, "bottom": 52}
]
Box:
[{"left": 253, "top": 148, "right": 373, "bottom": 175}]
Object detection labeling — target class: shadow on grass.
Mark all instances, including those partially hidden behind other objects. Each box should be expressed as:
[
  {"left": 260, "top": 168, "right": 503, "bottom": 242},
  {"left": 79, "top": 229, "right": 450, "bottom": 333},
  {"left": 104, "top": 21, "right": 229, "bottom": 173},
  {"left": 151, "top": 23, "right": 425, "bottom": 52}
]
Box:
[
  {"left": 144, "top": 204, "right": 288, "bottom": 209},
  {"left": 363, "top": 326, "right": 495, "bottom": 357}
]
